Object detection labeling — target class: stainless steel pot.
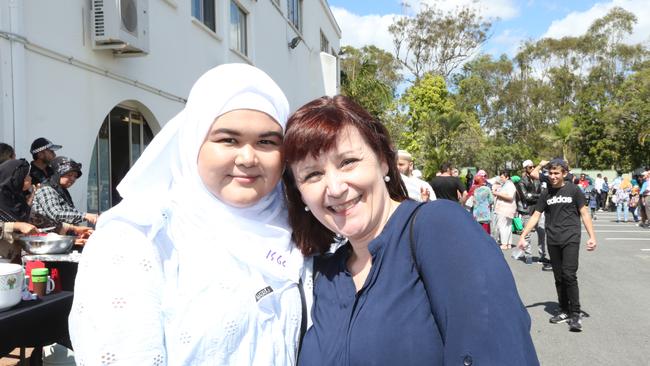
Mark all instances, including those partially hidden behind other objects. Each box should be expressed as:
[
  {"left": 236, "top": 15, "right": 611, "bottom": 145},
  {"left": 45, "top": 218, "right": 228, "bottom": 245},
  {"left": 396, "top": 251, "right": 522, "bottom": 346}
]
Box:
[{"left": 17, "top": 234, "right": 76, "bottom": 255}]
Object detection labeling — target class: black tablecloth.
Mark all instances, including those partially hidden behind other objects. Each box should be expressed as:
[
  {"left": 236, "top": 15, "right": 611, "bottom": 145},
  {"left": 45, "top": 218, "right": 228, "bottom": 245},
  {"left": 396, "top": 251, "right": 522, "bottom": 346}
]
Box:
[
  {"left": 0, "top": 291, "right": 73, "bottom": 357},
  {"left": 46, "top": 262, "right": 78, "bottom": 292}
]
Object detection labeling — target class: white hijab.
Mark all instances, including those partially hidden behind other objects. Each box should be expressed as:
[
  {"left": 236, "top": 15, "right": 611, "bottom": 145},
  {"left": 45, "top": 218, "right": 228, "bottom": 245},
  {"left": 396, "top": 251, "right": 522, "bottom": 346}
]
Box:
[{"left": 98, "top": 63, "right": 302, "bottom": 284}]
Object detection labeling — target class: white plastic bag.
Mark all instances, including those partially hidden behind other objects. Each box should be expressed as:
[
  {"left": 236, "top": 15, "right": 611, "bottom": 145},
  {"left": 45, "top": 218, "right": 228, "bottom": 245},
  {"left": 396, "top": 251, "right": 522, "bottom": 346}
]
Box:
[{"left": 511, "top": 248, "right": 524, "bottom": 260}]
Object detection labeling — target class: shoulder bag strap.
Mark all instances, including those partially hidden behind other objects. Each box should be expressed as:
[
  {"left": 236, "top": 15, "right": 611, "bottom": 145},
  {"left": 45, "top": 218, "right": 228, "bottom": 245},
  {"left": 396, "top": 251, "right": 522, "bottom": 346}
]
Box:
[
  {"left": 408, "top": 202, "right": 427, "bottom": 276},
  {"left": 297, "top": 278, "right": 307, "bottom": 354}
]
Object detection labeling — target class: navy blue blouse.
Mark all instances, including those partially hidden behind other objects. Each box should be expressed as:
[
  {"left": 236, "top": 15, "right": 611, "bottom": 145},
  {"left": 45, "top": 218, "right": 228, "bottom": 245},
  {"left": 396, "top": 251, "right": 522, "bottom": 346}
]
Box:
[{"left": 299, "top": 200, "right": 539, "bottom": 366}]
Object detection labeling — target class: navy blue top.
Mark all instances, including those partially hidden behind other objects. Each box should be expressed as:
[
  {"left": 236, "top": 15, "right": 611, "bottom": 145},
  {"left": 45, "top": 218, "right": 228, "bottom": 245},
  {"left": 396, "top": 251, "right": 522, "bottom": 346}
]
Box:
[{"left": 299, "top": 200, "right": 539, "bottom": 366}]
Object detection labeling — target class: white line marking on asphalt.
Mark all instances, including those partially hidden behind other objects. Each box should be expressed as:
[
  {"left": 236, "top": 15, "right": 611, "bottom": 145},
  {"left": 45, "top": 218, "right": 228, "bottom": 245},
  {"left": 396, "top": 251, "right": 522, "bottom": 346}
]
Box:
[
  {"left": 592, "top": 224, "right": 642, "bottom": 227},
  {"left": 583, "top": 230, "right": 648, "bottom": 233},
  {"left": 605, "top": 238, "right": 650, "bottom": 241},
  {"left": 641, "top": 249, "right": 650, "bottom": 251}
]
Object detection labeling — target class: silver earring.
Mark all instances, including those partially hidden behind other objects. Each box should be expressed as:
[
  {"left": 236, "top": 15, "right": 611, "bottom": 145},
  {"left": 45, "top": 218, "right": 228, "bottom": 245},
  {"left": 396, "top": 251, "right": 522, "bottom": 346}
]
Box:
[
  {"left": 304, "top": 206, "right": 310, "bottom": 212},
  {"left": 384, "top": 176, "right": 390, "bottom": 182}
]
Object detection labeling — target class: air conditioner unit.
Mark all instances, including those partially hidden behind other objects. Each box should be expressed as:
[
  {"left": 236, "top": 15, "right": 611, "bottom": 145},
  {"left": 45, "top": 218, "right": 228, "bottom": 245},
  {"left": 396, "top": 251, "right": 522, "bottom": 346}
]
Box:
[{"left": 91, "top": 0, "right": 149, "bottom": 56}]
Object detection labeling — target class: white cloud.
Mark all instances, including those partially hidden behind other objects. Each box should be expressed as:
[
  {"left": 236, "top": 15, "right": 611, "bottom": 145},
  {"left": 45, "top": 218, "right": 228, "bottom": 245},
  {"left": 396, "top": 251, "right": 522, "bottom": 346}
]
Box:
[
  {"left": 542, "top": 0, "right": 650, "bottom": 45},
  {"left": 330, "top": 7, "right": 397, "bottom": 53},
  {"left": 331, "top": 0, "right": 520, "bottom": 54},
  {"left": 490, "top": 29, "right": 528, "bottom": 57},
  {"left": 417, "top": 0, "right": 520, "bottom": 20}
]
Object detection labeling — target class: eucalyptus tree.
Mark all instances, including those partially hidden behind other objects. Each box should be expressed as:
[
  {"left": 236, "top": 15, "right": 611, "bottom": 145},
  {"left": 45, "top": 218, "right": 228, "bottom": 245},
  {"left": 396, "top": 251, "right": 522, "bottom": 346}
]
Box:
[
  {"left": 513, "top": 7, "right": 648, "bottom": 168},
  {"left": 602, "top": 64, "right": 650, "bottom": 170},
  {"left": 389, "top": 2, "right": 491, "bottom": 81}
]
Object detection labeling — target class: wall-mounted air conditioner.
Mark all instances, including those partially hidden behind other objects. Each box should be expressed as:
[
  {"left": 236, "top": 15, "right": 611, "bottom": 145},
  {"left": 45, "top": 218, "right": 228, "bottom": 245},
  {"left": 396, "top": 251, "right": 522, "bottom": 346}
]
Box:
[{"left": 91, "top": 0, "right": 149, "bottom": 56}]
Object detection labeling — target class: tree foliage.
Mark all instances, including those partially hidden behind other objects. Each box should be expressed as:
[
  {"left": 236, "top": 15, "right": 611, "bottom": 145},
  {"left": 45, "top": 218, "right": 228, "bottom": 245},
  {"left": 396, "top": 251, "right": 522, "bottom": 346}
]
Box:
[
  {"left": 389, "top": 2, "right": 491, "bottom": 81},
  {"left": 398, "top": 73, "right": 483, "bottom": 178},
  {"left": 540, "top": 116, "right": 578, "bottom": 161},
  {"left": 347, "top": 7, "right": 648, "bottom": 176},
  {"left": 339, "top": 45, "right": 402, "bottom": 119},
  {"left": 451, "top": 7, "right": 648, "bottom": 171},
  {"left": 601, "top": 64, "right": 650, "bottom": 170}
]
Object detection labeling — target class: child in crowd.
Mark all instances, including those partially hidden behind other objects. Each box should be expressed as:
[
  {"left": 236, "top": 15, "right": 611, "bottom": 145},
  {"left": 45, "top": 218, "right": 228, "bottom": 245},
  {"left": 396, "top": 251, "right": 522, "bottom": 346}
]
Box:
[
  {"left": 629, "top": 186, "right": 640, "bottom": 222},
  {"left": 588, "top": 185, "right": 599, "bottom": 220}
]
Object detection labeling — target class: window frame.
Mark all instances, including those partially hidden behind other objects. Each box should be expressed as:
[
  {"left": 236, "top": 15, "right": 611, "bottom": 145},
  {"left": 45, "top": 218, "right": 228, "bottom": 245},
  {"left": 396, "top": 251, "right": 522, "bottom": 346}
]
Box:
[
  {"left": 192, "top": 0, "right": 216, "bottom": 32},
  {"left": 230, "top": 0, "right": 248, "bottom": 56},
  {"left": 320, "top": 30, "right": 330, "bottom": 53},
  {"left": 287, "top": 0, "right": 302, "bottom": 32}
]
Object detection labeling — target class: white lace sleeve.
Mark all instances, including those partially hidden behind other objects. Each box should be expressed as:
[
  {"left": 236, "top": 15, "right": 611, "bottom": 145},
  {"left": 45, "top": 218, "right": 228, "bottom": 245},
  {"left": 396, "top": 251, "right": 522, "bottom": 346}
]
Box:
[
  {"left": 302, "top": 256, "right": 314, "bottom": 330},
  {"left": 69, "top": 221, "right": 167, "bottom": 366}
]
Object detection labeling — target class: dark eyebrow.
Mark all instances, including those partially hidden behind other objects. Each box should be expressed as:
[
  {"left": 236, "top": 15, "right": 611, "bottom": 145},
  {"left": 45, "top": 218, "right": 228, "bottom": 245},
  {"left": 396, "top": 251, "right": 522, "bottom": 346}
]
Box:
[
  {"left": 211, "top": 129, "right": 282, "bottom": 139},
  {"left": 211, "top": 128, "right": 241, "bottom": 136},
  {"left": 259, "top": 131, "right": 283, "bottom": 139}
]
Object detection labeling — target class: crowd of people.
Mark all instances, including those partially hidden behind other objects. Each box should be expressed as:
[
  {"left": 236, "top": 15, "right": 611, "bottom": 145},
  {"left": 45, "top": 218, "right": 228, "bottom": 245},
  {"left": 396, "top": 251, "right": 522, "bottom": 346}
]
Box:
[
  {"left": 573, "top": 171, "right": 650, "bottom": 226},
  {"left": 0, "top": 138, "right": 95, "bottom": 264},
  {"left": 7, "top": 62, "right": 647, "bottom": 364},
  {"left": 418, "top": 158, "right": 650, "bottom": 332}
]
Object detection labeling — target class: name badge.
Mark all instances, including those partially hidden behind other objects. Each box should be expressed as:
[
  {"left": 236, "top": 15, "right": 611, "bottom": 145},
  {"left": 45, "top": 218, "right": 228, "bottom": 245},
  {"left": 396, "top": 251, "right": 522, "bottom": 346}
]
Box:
[{"left": 255, "top": 286, "right": 273, "bottom": 302}]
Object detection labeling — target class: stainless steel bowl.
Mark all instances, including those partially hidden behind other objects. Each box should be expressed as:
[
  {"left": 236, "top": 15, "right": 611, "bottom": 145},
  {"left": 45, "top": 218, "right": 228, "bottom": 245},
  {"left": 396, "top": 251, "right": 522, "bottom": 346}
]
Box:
[{"left": 17, "top": 234, "right": 76, "bottom": 255}]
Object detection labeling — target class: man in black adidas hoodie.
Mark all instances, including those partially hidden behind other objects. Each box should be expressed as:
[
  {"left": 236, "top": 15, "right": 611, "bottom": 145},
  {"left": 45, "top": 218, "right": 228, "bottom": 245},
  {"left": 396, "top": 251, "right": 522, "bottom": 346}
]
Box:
[{"left": 517, "top": 158, "right": 597, "bottom": 332}]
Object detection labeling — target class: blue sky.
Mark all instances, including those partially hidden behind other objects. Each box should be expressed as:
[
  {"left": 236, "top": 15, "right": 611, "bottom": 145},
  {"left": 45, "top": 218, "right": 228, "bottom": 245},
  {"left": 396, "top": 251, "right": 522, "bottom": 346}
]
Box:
[{"left": 327, "top": 0, "right": 649, "bottom": 59}]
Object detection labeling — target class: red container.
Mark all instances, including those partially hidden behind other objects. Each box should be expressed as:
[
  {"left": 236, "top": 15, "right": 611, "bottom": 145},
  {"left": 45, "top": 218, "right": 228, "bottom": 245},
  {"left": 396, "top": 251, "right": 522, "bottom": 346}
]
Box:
[
  {"left": 25, "top": 260, "right": 45, "bottom": 292},
  {"left": 49, "top": 268, "right": 62, "bottom": 293}
]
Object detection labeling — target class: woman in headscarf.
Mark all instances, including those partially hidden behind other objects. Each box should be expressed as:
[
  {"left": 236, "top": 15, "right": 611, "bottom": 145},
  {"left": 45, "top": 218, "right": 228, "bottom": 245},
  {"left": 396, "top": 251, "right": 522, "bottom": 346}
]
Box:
[
  {"left": 0, "top": 159, "right": 37, "bottom": 263},
  {"left": 31, "top": 156, "right": 98, "bottom": 227},
  {"left": 69, "top": 64, "right": 310, "bottom": 365}
]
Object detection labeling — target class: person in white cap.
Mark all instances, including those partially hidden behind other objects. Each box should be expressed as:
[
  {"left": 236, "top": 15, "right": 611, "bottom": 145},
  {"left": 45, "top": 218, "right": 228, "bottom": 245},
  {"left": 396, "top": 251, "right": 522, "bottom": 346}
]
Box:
[
  {"left": 593, "top": 173, "right": 605, "bottom": 211},
  {"left": 517, "top": 159, "right": 549, "bottom": 269},
  {"left": 396, "top": 150, "right": 435, "bottom": 202},
  {"left": 29, "top": 137, "right": 62, "bottom": 185}
]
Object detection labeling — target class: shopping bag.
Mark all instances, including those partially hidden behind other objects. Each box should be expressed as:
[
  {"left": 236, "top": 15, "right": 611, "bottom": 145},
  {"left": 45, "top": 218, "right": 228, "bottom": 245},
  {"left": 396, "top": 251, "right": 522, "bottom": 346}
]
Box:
[{"left": 512, "top": 216, "right": 524, "bottom": 233}]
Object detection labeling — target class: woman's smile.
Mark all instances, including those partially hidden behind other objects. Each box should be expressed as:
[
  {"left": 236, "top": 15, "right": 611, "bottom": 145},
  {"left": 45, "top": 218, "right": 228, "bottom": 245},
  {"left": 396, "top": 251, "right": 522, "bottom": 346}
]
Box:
[
  {"left": 328, "top": 195, "right": 362, "bottom": 214},
  {"left": 230, "top": 174, "right": 260, "bottom": 184}
]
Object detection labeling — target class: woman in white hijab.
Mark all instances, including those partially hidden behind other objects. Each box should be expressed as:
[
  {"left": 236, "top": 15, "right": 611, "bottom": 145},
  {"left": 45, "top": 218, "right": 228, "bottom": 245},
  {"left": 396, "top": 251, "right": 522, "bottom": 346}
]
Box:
[{"left": 69, "top": 64, "right": 311, "bottom": 365}]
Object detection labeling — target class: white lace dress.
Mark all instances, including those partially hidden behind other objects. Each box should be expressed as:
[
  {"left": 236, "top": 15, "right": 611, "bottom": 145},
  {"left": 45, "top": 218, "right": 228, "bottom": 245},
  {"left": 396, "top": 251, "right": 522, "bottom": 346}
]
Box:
[{"left": 69, "top": 218, "right": 312, "bottom": 366}]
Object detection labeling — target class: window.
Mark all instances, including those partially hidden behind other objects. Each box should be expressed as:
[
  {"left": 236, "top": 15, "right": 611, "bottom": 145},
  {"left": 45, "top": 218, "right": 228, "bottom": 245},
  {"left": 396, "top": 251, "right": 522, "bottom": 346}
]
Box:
[
  {"left": 192, "top": 0, "right": 216, "bottom": 32},
  {"left": 87, "top": 107, "right": 154, "bottom": 212},
  {"left": 288, "top": 0, "right": 302, "bottom": 31},
  {"left": 230, "top": 1, "right": 247, "bottom": 55},
  {"left": 320, "top": 31, "right": 329, "bottom": 53}
]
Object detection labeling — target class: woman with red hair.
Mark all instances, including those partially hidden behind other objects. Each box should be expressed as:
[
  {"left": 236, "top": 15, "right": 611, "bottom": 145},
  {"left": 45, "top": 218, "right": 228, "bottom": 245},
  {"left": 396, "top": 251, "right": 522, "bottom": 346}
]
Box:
[{"left": 283, "top": 95, "right": 537, "bottom": 365}]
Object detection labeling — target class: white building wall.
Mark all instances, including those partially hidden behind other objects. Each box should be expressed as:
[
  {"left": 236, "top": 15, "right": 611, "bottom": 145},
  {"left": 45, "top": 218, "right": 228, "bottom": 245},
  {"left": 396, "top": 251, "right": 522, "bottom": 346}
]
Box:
[{"left": 0, "top": 0, "right": 340, "bottom": 209}]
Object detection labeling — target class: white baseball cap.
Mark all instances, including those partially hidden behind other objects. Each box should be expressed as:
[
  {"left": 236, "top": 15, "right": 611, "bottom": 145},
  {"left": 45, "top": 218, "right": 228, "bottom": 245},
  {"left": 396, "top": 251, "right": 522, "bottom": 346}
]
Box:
[{"left": 522, "top": 160, "right": 534, "bottom": 168}]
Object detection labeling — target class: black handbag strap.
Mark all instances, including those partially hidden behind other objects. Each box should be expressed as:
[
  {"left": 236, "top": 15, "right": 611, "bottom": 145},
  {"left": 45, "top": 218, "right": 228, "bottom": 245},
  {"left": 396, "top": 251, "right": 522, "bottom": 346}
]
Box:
[
  {"left": 297, "top": 278, "right": 307, "bottom": 354},
  {"left": 408, "top": 202, "right": 440, "bottom": 330},
  {"left": 408, "top": 202, "right": 427, "bottom": 275}
]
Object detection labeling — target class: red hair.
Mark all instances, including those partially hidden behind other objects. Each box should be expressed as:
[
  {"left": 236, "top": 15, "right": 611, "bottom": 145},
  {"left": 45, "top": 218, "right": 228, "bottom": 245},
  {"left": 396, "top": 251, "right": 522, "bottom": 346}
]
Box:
[{"left": 283, "top": 95, "right": 408, "bottom": 256}]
